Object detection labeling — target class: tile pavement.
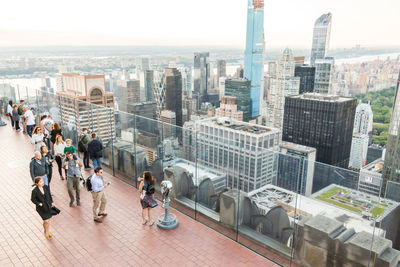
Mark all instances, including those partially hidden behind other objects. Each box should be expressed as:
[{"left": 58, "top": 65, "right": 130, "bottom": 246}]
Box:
[{"left": 0, "top": 120, "right": 279, "bottom": 267}]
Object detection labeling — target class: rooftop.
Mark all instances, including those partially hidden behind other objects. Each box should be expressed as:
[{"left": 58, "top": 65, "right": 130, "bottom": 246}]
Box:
[
  {"left": 291, "top": 93, "right": 354, "bottom": 103},
  {"left": 199, "top": 117, "right": 279, "bottom": 135},
  {"left": 0, "top": 121, "right": 277, "bottom": 267}
]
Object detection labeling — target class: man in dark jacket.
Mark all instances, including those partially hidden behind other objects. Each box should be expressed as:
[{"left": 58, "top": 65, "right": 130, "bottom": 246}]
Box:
[
  {"left": 30, "top": 152, "right": 48, "bottom": 185},
  {"left": 79, "top": 128, "right": 91, "bottom": 169},
  {"left": 87, "top": 133, "right": 103, "bottom": 169}
]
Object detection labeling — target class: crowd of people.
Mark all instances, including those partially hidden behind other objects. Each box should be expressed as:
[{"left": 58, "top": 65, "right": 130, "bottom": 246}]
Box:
[{"left": 3, "top": 100, "right": 158, "bottom": 240}]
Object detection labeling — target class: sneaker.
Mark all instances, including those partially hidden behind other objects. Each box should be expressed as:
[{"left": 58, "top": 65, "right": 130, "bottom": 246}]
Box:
[
  {"left": 94, "top": 218, "right": 102, "bottom": 223},
  {"left": 69, "top": 201, "right": 74, "bottom": 207},
  {"left": 77, "top": 200, "right": 81, "bottom": 206},
  {"left": 98, "top": 213, "right": 108, "bottom": 217}
]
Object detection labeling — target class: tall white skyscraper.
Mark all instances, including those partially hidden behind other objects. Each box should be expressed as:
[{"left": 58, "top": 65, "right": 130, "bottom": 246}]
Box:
[
  {"left": 314, "top": 57, "right": 335, "bottom": 94},
  {"left": 310, "top": 13, "right": 332, "bottom": 66},
  {"left": 266, "top": 48, "right": 300, "bottom": 131},
  {"left": 349, "top": 133, "right": 369, "bottom": 170},
  {"left": 353, "top": 102, "right": 374, "bottom": 145}
]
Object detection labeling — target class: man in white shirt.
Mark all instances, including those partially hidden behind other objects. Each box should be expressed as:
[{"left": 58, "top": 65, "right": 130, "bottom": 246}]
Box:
[{"left": 25, "top": 107, "right": 36, "bottom": 137}]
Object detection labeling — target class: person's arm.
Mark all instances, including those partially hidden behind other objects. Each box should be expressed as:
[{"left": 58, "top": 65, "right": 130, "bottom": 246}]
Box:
[
  {"left": 75, "top": 159, "right": 83, "bottom": 168},
  {"left": 46, "top": 186, "right": 54, "bottom": 205},
  {"left": 138, "top": 181, "right": 144, "bottom": 195},
  {"left": 30, "top": 161, "right": 35, "bottom": 180},
  {"left": 72, "top": 146, "right": 76, "bottom": 154},
  {"left": 31, "top": 135, "right": 36, "bottom": 144},
  {"left": 30, "top": 189, "right": 41, "bottom": 206},
  {"left": 62, "top": 158, "right": 68, "bottom": 168}
]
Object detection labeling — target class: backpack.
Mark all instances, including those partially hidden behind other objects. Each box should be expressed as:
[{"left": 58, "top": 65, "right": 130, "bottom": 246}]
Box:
[
  {"left": 146, "top": 183, "right": 155, "bottom": 195},
  {"left": 85, "top": 175, "right": 93, "bottom": 191},
  {"left": 44, "top": 120, "right": 53, "bottom": 133}
]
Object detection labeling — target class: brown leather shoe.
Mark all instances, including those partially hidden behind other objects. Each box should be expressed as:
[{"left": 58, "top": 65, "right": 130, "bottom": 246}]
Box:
[{"left": 94, "top": 218, "right": 102, "bottom": 223}]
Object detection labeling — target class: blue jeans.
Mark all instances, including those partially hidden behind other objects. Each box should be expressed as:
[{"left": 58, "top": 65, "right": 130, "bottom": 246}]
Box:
[
  {"left": 92, "top": 158, "right": 102, "bottom": 169},
  {"left": 42, "top": 175, "right": 49, "bottom": 186},
  {"left": 27, "top": 125, "right": 34, "bottom": 137}
]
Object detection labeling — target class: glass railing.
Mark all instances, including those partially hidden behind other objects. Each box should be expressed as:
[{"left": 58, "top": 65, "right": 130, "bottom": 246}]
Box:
[{"left": 1, "top": 86, "right": 398, "bottom": 267}]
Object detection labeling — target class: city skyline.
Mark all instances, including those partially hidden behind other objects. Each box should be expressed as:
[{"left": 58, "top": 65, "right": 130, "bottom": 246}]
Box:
[{"left": 1, "top": 0, "right": 400, "bottom": 48}]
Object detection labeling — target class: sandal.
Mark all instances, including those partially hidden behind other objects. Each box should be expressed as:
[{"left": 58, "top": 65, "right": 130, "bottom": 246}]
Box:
[
  {"left": 45, "top": 235, "right": 52, "bottom": 240},
  {"left": 142, "top": 220, "right": 147, "bottom": 225},
  {"left": 149, "top": 221, "right": 154, "bottom": 226}
]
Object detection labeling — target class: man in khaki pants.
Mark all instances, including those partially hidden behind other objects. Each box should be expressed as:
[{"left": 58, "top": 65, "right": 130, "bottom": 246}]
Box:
[
  {"left": 63, "top": 152, "right": 83, "bottom": 207},
  {"left": 90, "top": 167, "right": 108, "bottom": 223}
]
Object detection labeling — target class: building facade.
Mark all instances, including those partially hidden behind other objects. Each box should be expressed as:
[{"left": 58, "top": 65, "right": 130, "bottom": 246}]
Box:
[
  {"left": 383, "top": 71, "right": 400, "bottom": 195},
  {"left": 353, "top": 102, "right": 373, "bottom": 145},
  {"left": 314, "top": 57, "right": 335, "bottom": 94},
  {"left": 310, "top": 13, "right": 332, "bottom": 66},
  {"left": 144, "top": 70, "right": 154, "bottom": 102},
  {"left": 224, "top": 78, "right": 251, "bottom": 122},
  {"left": 266, "top": 48, "right": 300, "bottom": 131},
  {"left": 217, "top": 60, "right": 226, "bottom": 81},
  {"left": 282, "top": 93, "right": 357, "bottom": 168},
  {"left": 215, "top": 96, "right": 243, "bottom": 121},
  {"left": 358, "top": 159, "right": 384, "bottom": 196},
  {"left": 295, "top": 65, "right": 315, "bottom": 94},
  {"left": 195, "top": 117, "right": 280, "bottom": 192},
  {"left": 57, "top": 73, "right": 115, "bottom": 144},
  {"left": 278, "top": 141, "right": 316, "bottom": 197},
  {"left": 164, "top": 68, "right": 183, "bottom": 127},
  {"left": 349, "top": 133, "right": 369, "bottom": 170},
  {"left": 193, "top": 52, "right": 210, "bottom": 107},
  {"left": 244, "top": 0, "right": 265, "bottom": 119}
]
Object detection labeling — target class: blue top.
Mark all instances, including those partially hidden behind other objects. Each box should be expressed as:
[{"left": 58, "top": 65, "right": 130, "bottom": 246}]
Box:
[{"left": 91, "top": 174, "right": 104, "bottom": 192}]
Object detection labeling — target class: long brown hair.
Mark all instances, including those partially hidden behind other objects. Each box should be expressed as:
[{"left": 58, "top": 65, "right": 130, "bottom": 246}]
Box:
[
  {"left": 53, "top": 122, "right": 61, "bottom": 131},
  {"left": 143, "top": 171, "right": 155, "bottom": 185},
  {"left": 55, "top": 134, "right": 64, "bottom": 145}
]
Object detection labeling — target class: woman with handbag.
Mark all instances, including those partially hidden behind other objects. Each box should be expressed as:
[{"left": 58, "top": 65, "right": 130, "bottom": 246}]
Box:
[
  {"left": 138, "top": 171, "right": 157, "bottom": 226},
  {"left": 30, "top": 176, "right": 59, "bottom": 240}
]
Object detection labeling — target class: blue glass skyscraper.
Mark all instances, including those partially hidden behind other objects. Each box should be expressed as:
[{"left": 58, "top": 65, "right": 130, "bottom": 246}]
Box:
[{"left": 244, "top": 0, "right": 265, "bottom": 119}]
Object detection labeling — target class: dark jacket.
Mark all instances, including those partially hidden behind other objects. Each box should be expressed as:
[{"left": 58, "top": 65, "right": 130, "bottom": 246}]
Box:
[
  {"left": 12, "top": 109, "right": 19, "bottom": 121},
  {"left": 42, "top": 153, "right": 54, "bottom": 172},
  {"left": 30, "top": 157, "right": 48, "bottom": 180},
  {"left": 88, "top": 139, "right": 104, "bottom": 159},
  {"left": 31, "top": 185, "right": 53, "bottom": 220},
  {"left": 50, "top": 129, "right": 62, "bottom": 144}
]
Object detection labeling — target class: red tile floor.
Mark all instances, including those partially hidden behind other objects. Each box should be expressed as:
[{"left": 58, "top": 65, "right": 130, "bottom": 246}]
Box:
[{"left": 0, "top": 120, "right": 279, "bottom": 267}]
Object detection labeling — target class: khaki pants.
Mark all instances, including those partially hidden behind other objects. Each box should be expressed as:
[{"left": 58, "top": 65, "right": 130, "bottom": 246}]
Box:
[
  {"left": 67, "top": 176, "right": 80, "bottom": 202},
  {"left": 91, "top": 191, "right": 107, "bottom": 219}
]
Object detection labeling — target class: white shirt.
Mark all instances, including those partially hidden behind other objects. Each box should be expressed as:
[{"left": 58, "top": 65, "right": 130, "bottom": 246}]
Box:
[
  {"left": 25, "top": 110, "right": 35, "bottom": 126},
  {"left": 31, "top": 134, "right": 45, "bottom": 152},
  {"left": 7, "top": 104, "right": 12, "bottom": 114},
  {"left": 54, "top": 143, "right": 66, "bottom": 156}
]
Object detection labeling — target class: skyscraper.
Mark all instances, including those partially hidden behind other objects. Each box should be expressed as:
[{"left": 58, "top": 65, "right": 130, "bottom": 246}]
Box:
[
  {"left": 193, "top": 52, "right": 210, "bottom": 107},
  {"left": 266, "top": 48, "right": 300, "bottom": 131},
  {"left": 383, "top": 71, "right": 400, "bottom": 194},
  {"left": 244, "top": 0, "right": 265, "bottom": 119},
  {"left": 310, "top": 13, "right": 332, "bottom": 66},
  {"left": 295, "top": 65, "right": 315, "bottom": 94},
  {"left": 217, "top": 60, "right": 226, "bottom": 81},
  {"left": 314, "top": 57, "right": 335, "bottom": 94},
  {"left": 224, "top": 78, "right": 251, "bottom": 122},
  {"left": 353, "top": 102, "right": 373, "bottom": 145},
  {"left": 283, "top": 94, "right": 357, "bottom": 168},
  {"left": 164, "top": 68, "right": 183, "bottom": 127},
  {"left": 144, "top": 70, "right": 154, "bottom": 102},
  {"left": 349, "top": 133, "right": 369, "bottom": 170}
]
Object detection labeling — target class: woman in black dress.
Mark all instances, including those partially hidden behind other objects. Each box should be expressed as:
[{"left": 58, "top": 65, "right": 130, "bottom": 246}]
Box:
[
  {"left": 31, "top": 176, "right": 54, "bottom": 239},
  {"left": 138, "top": 171, "right": 157, "bottom": 226}
]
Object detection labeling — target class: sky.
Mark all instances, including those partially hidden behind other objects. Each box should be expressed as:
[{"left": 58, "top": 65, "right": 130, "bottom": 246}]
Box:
[{"left": 1, "top": 0, "right": 399, "bottom": 48}]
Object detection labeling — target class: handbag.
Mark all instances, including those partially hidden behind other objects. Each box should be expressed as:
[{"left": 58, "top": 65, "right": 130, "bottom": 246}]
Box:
[{"left": 51, "top": 206, "right": 61, "bottom": 215}]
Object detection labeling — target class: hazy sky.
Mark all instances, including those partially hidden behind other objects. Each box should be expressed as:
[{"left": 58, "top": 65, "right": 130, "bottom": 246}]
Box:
[{"left": 1, "top": 0, "right": 399, "bottom": 48}]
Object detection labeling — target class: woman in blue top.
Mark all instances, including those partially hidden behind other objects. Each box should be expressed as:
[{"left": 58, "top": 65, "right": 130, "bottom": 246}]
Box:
[{"left": 138, "top": 171, "right": 157, "bottom": 225}]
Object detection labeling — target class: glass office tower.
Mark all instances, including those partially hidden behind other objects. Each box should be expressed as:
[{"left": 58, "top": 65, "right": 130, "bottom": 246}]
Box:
[{"left": 244, "top": 0, "right": 265, "bottom": 119}]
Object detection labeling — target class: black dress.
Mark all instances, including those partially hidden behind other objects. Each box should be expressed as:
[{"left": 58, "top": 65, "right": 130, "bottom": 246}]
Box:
[{"left": 31, "top": 186, "right": 53, "bottom": 220}]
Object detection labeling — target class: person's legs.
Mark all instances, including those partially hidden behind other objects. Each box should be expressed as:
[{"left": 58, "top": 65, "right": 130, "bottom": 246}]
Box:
[
  {"left": 92, "top": 158, "right": 98, "bottom": 169},
  {"left": 55, "top": 156, "right": 62, "bottom": 177},
  {"left": 92, "top": 192, "right": 101, "bottom": 219},
  {"left": 48, "top": 167, "right": 52, "bottom": 185},
  {"left": 83, "top": 151, "right": 90, "bottom": 168},
  {"left": 27, "top": 125, "right": 33, "bottom": 137},
  {"left": 147, "top": 208, "right": 153, "bottom": 225},
  {"left": 67, "top": 177, "right": 75, "bottom": 205},
  {"left": 142, "top": 208, "right": 147, "bottom": 224},
  {"left": 10, "top": 116, "right": 14, "bottom": 128},
  {"left": 98, "top": 191, "right": 107, "bottom": 215},
  {"left": 15, "top": 120, "right": 20, "bottom": 130},
  {"left": 42, "top": 175, "right": 49, "bottom": 186},
  {"left": 73, "top": 177, "right": 80, "bottom": 205},
  {"left": 43, "top": 219, "right": 49, "bottom": 237}
]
